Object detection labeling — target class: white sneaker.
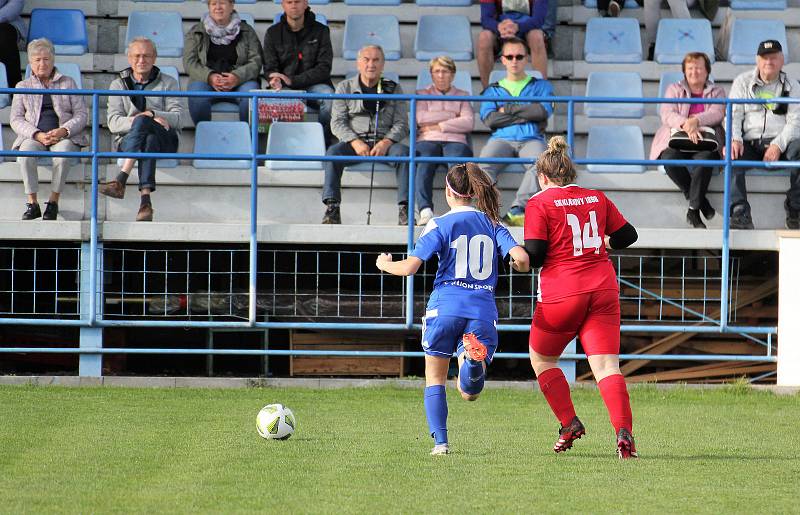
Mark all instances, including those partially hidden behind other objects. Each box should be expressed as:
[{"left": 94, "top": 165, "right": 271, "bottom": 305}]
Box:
[
  {"left": 430, "top": 443, "right": 450, "bottom": 456},
  {"left": 418, "top": 208, "right": 434, "bottom": 226}
]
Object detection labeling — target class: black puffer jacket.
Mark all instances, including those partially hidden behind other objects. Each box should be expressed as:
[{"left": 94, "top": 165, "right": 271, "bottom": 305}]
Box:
[{"left": 262, "top": 8, "right": 333, "bottom": 89}]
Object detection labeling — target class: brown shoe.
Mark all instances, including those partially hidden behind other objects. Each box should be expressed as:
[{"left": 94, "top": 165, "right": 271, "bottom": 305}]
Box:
[
  {"left": 99, "top": 180, "right": 125, "bottom": 199},
  {"left": 136, "top": 203, "right": 153, "bottom": 222}
]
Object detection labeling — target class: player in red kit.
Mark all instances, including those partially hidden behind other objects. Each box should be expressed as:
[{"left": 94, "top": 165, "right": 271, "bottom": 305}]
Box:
[{"left": 523, "top": 136, "right": 639, "bottom": 459}]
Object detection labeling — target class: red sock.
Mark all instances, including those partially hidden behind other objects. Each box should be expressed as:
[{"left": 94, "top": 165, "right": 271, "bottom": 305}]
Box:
[
  {"left": 597, "top": 374, "right": 633, "bottom": 433},
  {"left": 537, "top": 367, "right": 576, "bottom": 427}
]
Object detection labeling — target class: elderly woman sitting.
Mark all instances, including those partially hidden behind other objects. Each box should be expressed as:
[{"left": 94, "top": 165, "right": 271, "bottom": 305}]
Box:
[
  {"left": 650, "top": 52, "right": 725, "bottom": 229},
  {"left": 183, "top": 0, "right": 262, "bottom": 123},
  {"left": 10, "top": 38, "right": 88, "bottom": 220},
  {"left": 415, "top": 55, "right": 474, "bottom": 225}
]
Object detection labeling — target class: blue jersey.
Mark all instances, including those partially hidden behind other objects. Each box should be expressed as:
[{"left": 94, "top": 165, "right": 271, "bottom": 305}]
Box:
[{"left": 411, "top": 206, "right": 520, "bottom": 320}]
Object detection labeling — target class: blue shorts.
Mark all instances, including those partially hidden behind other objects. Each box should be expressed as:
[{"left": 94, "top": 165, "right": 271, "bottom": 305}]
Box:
[{"left": 421, "top": 311, "right": 498, "bottom": 363}]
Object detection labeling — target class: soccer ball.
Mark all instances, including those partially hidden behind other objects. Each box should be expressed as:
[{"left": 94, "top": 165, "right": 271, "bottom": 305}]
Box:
[{"left": 256, "top": 404, "right": 296, "bottom": 440}]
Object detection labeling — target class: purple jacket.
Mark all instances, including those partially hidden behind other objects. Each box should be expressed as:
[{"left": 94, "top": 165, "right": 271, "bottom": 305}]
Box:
[
  {"left": 10, "top": 70, "right": 89, "bottom": 149},
  {"left": 650, "top": 80, "right": 726, "bottom": 160}
]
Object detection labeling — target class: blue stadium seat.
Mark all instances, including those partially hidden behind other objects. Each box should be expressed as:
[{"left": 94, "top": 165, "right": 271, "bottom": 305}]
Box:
[
  {"left": 126, "top": 11, "right": 184, "bottom": 58},
  {"left": 416, "top": 69, "right": 473, "bottom": 95},
  {"left": 238, "top": 12, "right": 255, "bottom": 27},
  {"left": 236, "top": 0, "right": 258, "bottom": 3},
  {"left": 414, "top": 15, "right": 473, "bottom": 61},
  {"left": 193, "top": 122, "right": 252, "bottom": 169},
  {"left": 159, "top": 65, "right": 180, "bottom": 87},
  {"left": 266, "top": 122, "right": 325, "bottom": 170},
  {"left": 346, "top": 0, "right": 400, "bottom": 4},
  {"left": 488, "top": 69, "right": 543, "bottom": 84},
  {"left": 728, "top": 19, "right": 787, "bottom": 65},
  {"left": 583, "top": 0, "right": 639, "bottom": 8},
  {"left": 657, "top": 70, "right": 684, "bottom": 111},
  {"left": 26, "top": 62, "right": 83, "bottom": 89},
  {"left": 730, "top": 0, "right": 785, "bottom": 8},
  {"left": 27, "top": 9, "right": 88, "bottom": 55},
  {"left": 585, "top": 72, "right": 644, "bottom": 118},
  {"left": 416, "top": 0, "right": 472, "bottom": 5},
  {"left": 343, "top": 15, "right": 401, "bottom": 60},
  {"left": 654, "top": 19, "right": 714, "bottom": 64},
  {"left": 274, "top": 0, "right": 329, "bottom": 4},
  {"left": 273, "top": 12, "right": 327, "bottom": 26},
  {"left": 586, "top": 125, "right": 645, "bottom": 173},
  {"left": 0, "top": 63, "right": 8, "bottom": 109},
  {"left": 583, "top": 18, "right": 642, "bottom": 63}
]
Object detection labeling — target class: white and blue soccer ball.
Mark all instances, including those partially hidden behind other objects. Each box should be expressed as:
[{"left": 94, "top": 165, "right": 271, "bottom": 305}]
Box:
[{"left": 256, "top": 404, "right": 296, "bottom": 440}]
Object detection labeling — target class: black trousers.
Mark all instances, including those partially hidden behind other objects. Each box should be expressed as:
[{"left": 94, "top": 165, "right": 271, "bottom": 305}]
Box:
[
  {"left": 660, "top": 148, "right": 718, "bottom": 210},
  {"left": 0, "top": 23, "right": 22, "bottom": 90},
  {"left": 730, "top": 139, "right": 800, "bottom": 214}
]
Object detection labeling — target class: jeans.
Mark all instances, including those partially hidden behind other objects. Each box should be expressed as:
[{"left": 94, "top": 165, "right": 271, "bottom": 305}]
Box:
[
  {"left": 542, "top": 0, "right": 558, "bottom": 39},
  {"left": 660, "top": 148, "right": 717, "bottom": 210},
  {"left": 322, "top": 140, "right": 410, "bottom": 204},
  {"left": 415, "top": 141, "right": 473, "bottom": 211},
  {"left": 306, "top": 83, "right": 334, "bottom": 144},
  {"left": 480, "top": 138, "right": 546, "bottom": 209},
  {"left": 730, "top": 138, "right": 800, "bottom": 215},
  {"left": 118, "top": 116, "right": 179, "bottom": 191},
  {"left": 187, "top": 80, "right": 260, "bottom": 124}
]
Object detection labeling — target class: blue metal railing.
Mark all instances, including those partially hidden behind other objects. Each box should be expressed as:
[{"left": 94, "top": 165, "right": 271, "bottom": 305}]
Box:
[{"left": 0, "top": 86, "right": 784, "bottom": 366}]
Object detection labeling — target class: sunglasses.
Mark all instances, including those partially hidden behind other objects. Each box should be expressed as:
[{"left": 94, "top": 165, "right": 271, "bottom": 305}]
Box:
[{"left": 502, "top": 54, "right": 526, "bottom": 61}]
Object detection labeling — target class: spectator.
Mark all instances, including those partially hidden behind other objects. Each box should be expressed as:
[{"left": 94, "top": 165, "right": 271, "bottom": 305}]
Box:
[
  {"left": 101, "top": 37, "right": 183, "bottom": 222},
  {"left": 184, "top": 0, "right": 262, "bottom": 124},
  {"left": 542, "top": 0, "right": 556, "bottom": 59},
  {"left": 415, "top": 56, "right": 474, "bottom": 225},
  {"left": 10, "top": 38, "right": 87, "bottom": 221},
  {"left": 263, "top": 0, "right": 333, "bottom": 143},
  {"left": 321, "top": 45, "right": 409, "bottom": 225},
  {"left": 650, "top": 52, "right": 724, "bottom": 229},
  {"left": 0, "top": 0, "right": 25, "bottom": 91},
  {"left": 643, "top": 0, "right": 717, "bottom": 61},
  {"left": 597, "top": 0, "right": 624, "bottom": 17},
  {"left": 726, "top": 40, "right": 800, "bottom": 230},
  {"left": 477, "top": 0, "right": 548, "bottom": 88},
  {"left": 479, "top": 37, "right": 553, "bottom": 226}
]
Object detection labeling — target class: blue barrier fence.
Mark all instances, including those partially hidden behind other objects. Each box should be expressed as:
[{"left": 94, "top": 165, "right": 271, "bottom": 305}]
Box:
[{"left": 0, "top": 87, "right": 784, "bottom": 371}]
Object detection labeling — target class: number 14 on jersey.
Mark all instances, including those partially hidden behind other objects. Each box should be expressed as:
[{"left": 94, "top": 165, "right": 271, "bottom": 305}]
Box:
[{"left": 566, "top": 211, "right": 602, "bottom": 256}]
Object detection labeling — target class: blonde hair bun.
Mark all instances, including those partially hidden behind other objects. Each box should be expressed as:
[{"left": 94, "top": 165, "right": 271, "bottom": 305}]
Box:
[{"left": 547, "top": 136, "right": 569, "bottom": 154}]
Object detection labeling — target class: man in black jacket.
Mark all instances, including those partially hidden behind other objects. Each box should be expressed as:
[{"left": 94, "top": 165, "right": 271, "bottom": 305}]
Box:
[{"left": 263, "top": 0, "right": 334, "bottom": 141}]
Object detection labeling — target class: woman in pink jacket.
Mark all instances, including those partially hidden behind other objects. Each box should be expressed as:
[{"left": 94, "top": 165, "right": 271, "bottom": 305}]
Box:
[
  {"left": 650, "top": 52, "right": 726, "bottom": 229},
  {"left": 10, "top": 38, "right": 88, "bottom": 221},
  {"left": 415, "top": 56, "right": 474, "bottom": 225}
]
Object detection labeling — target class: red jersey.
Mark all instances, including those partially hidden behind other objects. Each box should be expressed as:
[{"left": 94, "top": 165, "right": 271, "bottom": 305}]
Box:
[{"left": 524, "top": 184, "right": 627, "bottom": 302}]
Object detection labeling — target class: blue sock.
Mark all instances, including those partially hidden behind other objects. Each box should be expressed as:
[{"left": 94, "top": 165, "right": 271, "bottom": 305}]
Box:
[
  {"left": 424, "top": 385, "right": 448, "bottom": 445},
  {"left": 459, "top": 358, "right": 485, "bottom": 395}
]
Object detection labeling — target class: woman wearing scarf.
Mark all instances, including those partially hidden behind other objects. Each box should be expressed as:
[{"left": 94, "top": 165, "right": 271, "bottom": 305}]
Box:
[{"left": 184, "top": 0, "right": 263, "bottom": 124}]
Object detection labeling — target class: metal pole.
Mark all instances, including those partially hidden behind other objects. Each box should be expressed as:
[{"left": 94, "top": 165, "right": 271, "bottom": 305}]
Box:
[
  {"left": 249, "top": 94, "right": 259, "bottom": 325},
  {"left": 567, "top": 100, "right": 575, "bottom": 157},
  {"left": 406, "top": 98, "right": 417, "bottom": 329},
  {"left": 89, "top": 93, "right": 99, "bottom": 325},
  {"left": 721, "top": 101, "right": 733, "bottom": 331}
]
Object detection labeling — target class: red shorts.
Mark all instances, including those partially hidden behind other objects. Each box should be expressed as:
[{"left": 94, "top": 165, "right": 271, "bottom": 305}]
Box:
[{"left": 529, "top": 289, "right": 621, "bottom": 357}]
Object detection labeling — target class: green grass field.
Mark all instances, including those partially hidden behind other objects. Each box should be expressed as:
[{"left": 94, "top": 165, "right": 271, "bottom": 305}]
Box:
[{"left": 1, "top": 384, "right": 798, "bottom": 514}]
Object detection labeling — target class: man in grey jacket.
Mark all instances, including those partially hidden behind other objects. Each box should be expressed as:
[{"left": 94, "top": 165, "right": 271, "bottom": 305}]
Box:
[
  {"left": 726, "top": 40, "right": 800, "bottom": 230},
  {"left": 321, "top": 45, "right": 410, "bottom": 225},
  {"left": 100, "top": 38, "right": 183, "bottom": 222}
]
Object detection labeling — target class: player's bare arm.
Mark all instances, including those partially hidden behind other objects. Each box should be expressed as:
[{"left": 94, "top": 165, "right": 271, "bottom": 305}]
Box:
[{"left": 375, "top": 253, "right": 423, "bottom": 276}]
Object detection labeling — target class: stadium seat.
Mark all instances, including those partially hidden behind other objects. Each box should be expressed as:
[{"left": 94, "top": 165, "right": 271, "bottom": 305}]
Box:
[
  {"left": 266, "top": 122, "right": 325, "bottom": 170},
  {"left": 346, "top": 0, "right": 400, "bottom": 5},
  {"left": 27, "top": 9, "right": 88, "bottom": 55},
  {"left": 730, "top": 0, "right": 785, "bottom": 8},
  {"left": 583, "top": 0, "right": 639, "bottom": 8},
  {"left": 159, "top": 65, "right": 180, "bottom": 87},
  {"left": 236, "top": 0, "right": 258, "bottom": 3},
  {"left": 416, "top": 69, "right": 473, "bottom": 95},
  {"left": 586, "top": 125, "right": 645, "bottom": 173},
  {"left": 657, "top": 70, "right": 684, "bottom": 111},
  {"left": 488, "top": 69, "right": 543, "bottom": 84},
  {"left": 416, "top": 0, "right": 472, "bottom": 6},
  {"left": 583, "top": 18, "right": 642, "bottom": 63},
  {"left": 26, "top": 62, "right": 83, "bottom": 89},
  {"left": 126, "top": 11, "right": 184, "bottom": 58},
  {"left": 585, "top": 72, "right": 644, "bottom": 118},
  {"left": 343, "top": 15, "right": 401, "bottom": 60},
  {"left": 728, "top": 19, "right": 787, "bottom": 65},
  {"left": 0, "top": 63, "right": 8, "bottom": 109},
  {"left": 238, "top": 12, "right": 255, "bottom": 27},
  {"left": 654, "top": 19, "right": 715, "bottom": 65},
  {"left": 273, "top": 13, "right": 328, "bottom": 26},
  {"left": 193, "top": 122, "right": 252, "bottom": 169},
  {"left": 414, "top": 15, "right": 473, "bottom": 61}
]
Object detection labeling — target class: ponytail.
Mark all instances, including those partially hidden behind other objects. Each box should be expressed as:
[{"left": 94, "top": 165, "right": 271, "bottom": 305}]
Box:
[
  {"left": 446, "top": 163, "right": 502, "bottom": 224},
  {"left": 535, "top": 135, "right": 577, "bottom": 186}
]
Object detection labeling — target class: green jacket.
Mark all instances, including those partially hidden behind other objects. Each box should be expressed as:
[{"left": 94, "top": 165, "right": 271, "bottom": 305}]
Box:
[{"left": 183, "top": 20, "right": 263, "bottom": 84}]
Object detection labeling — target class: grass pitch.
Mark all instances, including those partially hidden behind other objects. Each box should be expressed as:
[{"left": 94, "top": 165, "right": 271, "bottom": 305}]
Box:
[{"left": 1, "top": 384, "right": 798, "bottom": 514}]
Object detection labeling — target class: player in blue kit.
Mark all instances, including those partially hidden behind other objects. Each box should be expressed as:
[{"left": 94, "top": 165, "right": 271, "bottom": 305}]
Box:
[{"left": 376, "top": 163, "right": 530, "bottom": 455}]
